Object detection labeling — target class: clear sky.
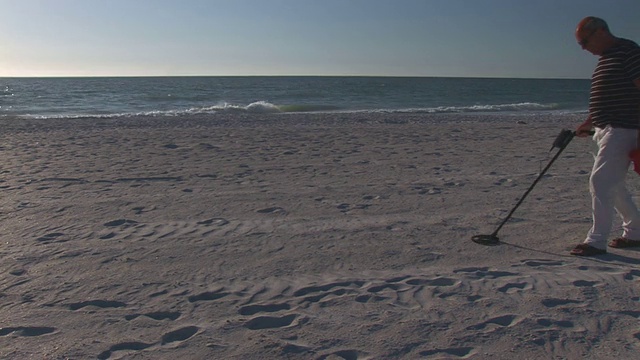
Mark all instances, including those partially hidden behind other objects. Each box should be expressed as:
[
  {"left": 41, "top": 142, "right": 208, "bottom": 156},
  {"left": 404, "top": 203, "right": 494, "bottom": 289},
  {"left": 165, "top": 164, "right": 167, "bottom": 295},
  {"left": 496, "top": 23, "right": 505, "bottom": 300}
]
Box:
[{"left": 1, "top": 0, "right": 639, "bottom": 78}]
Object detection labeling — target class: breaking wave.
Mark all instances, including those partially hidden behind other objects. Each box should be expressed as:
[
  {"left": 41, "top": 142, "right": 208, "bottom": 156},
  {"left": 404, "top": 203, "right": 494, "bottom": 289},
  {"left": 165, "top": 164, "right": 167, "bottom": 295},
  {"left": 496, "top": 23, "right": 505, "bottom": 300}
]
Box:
[{"left": 12, "top": 101, "right": 573, "bottom": 120}]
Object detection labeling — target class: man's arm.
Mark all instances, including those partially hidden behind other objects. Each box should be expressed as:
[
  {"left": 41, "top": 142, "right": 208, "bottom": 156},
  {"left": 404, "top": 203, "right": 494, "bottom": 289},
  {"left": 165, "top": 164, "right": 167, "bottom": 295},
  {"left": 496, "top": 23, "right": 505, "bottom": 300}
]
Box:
[{"left": 635, "top": 78, "right": 640, "bottom": 90}]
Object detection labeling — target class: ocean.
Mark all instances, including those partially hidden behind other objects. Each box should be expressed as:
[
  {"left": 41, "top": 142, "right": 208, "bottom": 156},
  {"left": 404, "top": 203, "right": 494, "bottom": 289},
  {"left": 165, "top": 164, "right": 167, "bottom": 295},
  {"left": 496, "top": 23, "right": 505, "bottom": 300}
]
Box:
[{"left": 0, "top": 76, "right": 590, "bottom": 120}]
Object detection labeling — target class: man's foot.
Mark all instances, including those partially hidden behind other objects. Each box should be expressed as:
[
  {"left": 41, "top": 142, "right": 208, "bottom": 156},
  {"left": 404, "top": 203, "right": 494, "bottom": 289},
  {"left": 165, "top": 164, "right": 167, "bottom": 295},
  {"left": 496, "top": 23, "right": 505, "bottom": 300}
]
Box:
[
  {"left": 570, "top": 243, "right": 607, "bottom": 256},
  {"left": 608, "top": 237, "right": 640, "bottom": 248}
]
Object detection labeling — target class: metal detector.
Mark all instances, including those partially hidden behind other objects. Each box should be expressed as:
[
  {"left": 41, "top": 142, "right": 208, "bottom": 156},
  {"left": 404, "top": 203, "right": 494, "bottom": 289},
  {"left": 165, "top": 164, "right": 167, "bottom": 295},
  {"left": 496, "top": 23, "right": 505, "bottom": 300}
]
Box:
[{"left": 471, "top": 129, "right": 590, "bottom": 246}]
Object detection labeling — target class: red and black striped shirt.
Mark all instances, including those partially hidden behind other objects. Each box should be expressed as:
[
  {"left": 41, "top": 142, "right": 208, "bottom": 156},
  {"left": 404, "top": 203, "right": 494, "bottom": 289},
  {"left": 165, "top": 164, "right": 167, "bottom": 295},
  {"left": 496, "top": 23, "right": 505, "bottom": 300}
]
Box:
[{"left": 590, "top": 38, "right": 640, "bottom": 129}]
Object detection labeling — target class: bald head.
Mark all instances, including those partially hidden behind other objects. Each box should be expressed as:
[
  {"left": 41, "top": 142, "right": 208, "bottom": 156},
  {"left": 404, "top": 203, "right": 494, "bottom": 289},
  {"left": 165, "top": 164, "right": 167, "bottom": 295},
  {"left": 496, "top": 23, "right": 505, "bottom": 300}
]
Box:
[
  {"left": 576, "top": 17, "right": 610, "bottom": 36},
  {"left": 575, "top": 17, "right": 616, "bottom": 55}
]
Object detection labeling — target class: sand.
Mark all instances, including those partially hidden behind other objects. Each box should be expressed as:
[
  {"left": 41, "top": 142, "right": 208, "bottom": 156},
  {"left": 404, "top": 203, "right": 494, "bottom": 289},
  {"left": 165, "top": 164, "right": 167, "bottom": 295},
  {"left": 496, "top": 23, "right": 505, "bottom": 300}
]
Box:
[{"left": 0, "top": 113, "right": 638, "bottom": 359}]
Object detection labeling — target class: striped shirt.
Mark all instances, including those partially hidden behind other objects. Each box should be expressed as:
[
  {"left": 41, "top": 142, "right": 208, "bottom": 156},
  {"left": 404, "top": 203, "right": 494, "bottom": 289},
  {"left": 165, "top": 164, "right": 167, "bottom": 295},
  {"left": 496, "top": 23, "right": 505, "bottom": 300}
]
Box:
[{"left": 590, "top": 38, "right": 640, "bottom": 129}]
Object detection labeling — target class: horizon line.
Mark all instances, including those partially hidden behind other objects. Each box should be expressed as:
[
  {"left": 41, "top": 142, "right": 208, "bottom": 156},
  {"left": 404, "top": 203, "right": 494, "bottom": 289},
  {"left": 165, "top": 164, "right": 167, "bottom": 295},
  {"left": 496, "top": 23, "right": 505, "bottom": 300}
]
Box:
[{"left": 0, "top": 74, "right": 590, "bottom": 80}]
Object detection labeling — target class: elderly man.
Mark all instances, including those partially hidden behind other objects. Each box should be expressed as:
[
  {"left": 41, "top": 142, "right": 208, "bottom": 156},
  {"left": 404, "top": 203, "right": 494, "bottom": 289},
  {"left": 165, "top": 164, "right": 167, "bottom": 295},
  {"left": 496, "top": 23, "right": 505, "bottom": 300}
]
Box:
[{"left": 571, "top": 17, "right": 640, "bottom": 256}]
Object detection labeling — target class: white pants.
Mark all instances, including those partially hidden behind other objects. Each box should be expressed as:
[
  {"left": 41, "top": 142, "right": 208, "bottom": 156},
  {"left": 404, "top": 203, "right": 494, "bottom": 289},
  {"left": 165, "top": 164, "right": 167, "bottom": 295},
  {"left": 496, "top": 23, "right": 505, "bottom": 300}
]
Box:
[{"left": 585, "top": 126, "right": 640, "bottom": 249}]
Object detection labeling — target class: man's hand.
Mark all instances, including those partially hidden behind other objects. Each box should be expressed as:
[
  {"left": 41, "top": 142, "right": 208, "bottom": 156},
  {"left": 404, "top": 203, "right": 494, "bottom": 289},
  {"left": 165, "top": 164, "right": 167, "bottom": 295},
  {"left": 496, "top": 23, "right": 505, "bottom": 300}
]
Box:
[{"left": 575, "top": 118, "right": 594, "bottom": 137}]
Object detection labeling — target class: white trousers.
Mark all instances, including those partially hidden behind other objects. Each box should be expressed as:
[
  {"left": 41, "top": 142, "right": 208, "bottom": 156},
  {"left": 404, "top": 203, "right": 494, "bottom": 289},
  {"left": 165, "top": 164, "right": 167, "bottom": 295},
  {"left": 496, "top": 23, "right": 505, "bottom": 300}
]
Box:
[{"left": 585, "top": 126, "right": 640, "bottom": 249}]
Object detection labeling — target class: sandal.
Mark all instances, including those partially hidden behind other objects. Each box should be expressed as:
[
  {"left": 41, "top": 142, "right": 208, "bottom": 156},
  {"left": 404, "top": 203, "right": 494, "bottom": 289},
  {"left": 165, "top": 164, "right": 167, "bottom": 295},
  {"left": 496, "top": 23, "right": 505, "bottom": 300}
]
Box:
[
  {"left": 570, "top": 244, "right": 607, "bottom": 256},
  {"left": 608, "top": 237, "right": 640, "bottom": 248}
]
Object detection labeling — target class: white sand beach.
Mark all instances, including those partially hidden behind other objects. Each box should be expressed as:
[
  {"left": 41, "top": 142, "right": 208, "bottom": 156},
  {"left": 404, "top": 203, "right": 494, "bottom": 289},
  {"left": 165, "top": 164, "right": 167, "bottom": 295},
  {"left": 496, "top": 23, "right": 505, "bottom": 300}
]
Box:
[{"left": 1, "top": 113, "right": 638, "bottom": 359}]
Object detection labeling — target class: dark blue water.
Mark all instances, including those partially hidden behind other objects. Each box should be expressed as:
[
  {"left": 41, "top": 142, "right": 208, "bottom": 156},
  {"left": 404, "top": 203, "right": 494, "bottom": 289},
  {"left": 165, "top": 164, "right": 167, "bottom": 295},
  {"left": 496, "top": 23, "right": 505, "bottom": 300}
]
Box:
[{"left": 0, "top": 76, "right": 590, "bottom": 119}]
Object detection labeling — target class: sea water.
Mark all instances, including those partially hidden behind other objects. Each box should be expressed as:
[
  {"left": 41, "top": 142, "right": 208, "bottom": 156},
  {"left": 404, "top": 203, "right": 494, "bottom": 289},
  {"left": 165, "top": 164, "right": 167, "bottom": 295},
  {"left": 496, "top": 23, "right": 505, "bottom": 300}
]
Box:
[{"left": 0, "top": 76, "right": 590, "bottom": 120}]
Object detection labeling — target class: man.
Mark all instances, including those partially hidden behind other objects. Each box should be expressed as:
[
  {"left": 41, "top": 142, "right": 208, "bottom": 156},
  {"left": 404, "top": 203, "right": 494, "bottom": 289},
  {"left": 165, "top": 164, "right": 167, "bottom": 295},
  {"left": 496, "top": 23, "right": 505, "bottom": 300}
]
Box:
[{"left": 572, "top": 16, "right": 640, "bottom": 256}]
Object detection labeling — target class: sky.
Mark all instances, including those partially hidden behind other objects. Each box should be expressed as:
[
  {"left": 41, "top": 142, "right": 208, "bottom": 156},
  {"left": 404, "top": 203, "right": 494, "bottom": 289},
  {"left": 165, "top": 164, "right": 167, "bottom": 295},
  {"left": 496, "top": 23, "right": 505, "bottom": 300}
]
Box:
[{"left": 1, "top": 0, "right": 639, "bottom": 79}]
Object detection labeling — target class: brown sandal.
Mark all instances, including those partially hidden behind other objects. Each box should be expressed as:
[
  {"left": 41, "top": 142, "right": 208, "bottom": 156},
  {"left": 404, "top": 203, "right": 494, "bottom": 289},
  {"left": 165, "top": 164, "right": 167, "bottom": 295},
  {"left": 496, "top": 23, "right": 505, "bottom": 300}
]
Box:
[
  {"left": 570, "top": 244, "right": 607, "bottom": 256},
  {"left": 608, "top": 237, "right": 640, "bottom": 248}
]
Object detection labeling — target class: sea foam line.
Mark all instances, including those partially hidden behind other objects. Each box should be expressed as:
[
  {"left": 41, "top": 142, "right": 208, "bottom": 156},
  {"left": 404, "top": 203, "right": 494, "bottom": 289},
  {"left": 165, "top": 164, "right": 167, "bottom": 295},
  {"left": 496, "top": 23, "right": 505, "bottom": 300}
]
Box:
[{"left": 12, "top": 101, "right": 578, "bottom": 120}]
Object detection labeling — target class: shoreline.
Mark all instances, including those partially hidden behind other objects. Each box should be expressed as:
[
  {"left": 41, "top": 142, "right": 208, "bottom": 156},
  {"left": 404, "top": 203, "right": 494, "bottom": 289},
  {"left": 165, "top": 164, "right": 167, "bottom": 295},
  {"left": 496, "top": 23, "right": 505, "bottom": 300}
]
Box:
[{"left": 0, "top": 111, "right": 585, "bottom": 128}]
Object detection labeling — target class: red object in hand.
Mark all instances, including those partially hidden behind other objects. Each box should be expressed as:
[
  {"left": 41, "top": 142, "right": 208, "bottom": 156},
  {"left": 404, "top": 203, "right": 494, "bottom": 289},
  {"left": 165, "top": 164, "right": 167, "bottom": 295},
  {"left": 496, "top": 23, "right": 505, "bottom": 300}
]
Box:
[{"left": 630, "top": 149, "right": 640, "bottom": 175}]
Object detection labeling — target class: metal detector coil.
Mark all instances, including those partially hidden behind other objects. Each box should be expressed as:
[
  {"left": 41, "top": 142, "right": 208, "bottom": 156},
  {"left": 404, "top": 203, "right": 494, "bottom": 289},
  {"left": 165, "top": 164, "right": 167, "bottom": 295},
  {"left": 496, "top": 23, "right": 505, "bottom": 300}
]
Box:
[
  {"left": 471, "top": 129, "right": 592, "bottom": 246},
  {"left": 471, "top": 234, "right": 500, "bottom": 246}
]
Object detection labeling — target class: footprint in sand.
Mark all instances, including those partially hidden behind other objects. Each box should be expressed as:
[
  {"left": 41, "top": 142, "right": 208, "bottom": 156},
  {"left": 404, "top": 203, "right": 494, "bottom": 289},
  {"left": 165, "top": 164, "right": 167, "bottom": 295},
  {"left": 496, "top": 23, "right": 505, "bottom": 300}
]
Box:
[
  {"left": 366, "top": 283, "right": 402, "bottom": 295},
  {"left": 466, "top": 314, "right": 520, "bottom": 331},
  {"left": 536, "top": 318, "right": 575, "bottom": 328},
  {"left": 196, "top": 218, "right": 230, "bottom": 226},
  {"left": 293, "top": 281, "right": 366, "bottom": 298},
  {"left": 125, "top": 311, "right": 181, "bottom": 321},
  {"left": 161, "top": 326, "right": 199, "bottom": 345},
  {"left": 354, "top": 294, "right": 378, "bottom": 303},
  {"left": 420, "top": 347, "right": 476, "bottom": 359},
  {"left": 97, "top": 342, "right": 153, "bottom": 360},
  {"left": 256, "top": 207, "right": 287, "bottom": 215},
  {"left": 36, "top": 232, "right": 67, "bottom": 243},
  {"left": 453, "top": 267, "right": 518, "bottom": 279},
  {"left": 104, "top": 219, "right": 138, "bottom": 227},
  {"left": 624, "top": 269, "right": 640, "bottom": 280},
  {"left": 541, "top": 298, "right": 583, "bottom": 308},
  {"left": 280, "top": 342, "right": 313, "bottom": 356},
  {"left": 99, "top": 232, "right": 117, "bottom": 240},
  {"left": 317, "top": 349, "right": 369, "bottom": 360},
  {"left": 188, "top": 290, "right": 229, "bottom": 303},
  {"left": 9, "top": 268, "right": 26, "bottom": 276},
  {"left": 405, "top": 277, "right": 458, "bottom": 287},
  {"left": 0, "top": 326, "right": 56, "bottom": 337},
  {"left": 97, "top": 326, "right": 199, "bottom": 359},
  {"left": 238, "top": 303, "right": 291, "bottom": 316},
  {"left": 498, "top": 282, "right": 532, "bottom": 294},
  {"left": 67, "top": 300, "right": 127, "bottom": 311},
  {"left": 244, "top": 314, "right": 299, "bottom": 330},
  {"left": 572, "top": 280, "right": 599, "bottom": 287},
  {"left": 518, "top": 259, "right": 565, "bottom": 268}
]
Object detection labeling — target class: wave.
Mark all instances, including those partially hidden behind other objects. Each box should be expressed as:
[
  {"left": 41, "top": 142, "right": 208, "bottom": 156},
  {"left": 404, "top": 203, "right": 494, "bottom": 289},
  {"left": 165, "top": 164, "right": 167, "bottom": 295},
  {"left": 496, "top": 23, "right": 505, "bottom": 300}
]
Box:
[
  {"left": 193, "top": 101, "right": 282, "bottom": 114},
  {"left": 191, "top": 102, "right": 342, "bottom": 114},
  {"left": 8, "top": 101, "right": 581, "bottom": 120},
  {"left": 12, "top": 101, "right": 343, "bottom": 119},
  {"left": 14, "top": 101, "right": 284, "bottom": 119}
]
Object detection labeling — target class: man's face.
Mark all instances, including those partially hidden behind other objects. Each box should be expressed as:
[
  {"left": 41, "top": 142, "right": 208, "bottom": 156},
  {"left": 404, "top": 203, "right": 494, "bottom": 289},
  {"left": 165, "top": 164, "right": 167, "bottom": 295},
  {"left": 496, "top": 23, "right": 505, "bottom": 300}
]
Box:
[{"left": 576, "top": 27, "right": 603, "bottom": 56}]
